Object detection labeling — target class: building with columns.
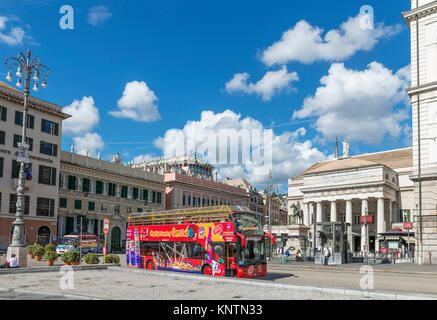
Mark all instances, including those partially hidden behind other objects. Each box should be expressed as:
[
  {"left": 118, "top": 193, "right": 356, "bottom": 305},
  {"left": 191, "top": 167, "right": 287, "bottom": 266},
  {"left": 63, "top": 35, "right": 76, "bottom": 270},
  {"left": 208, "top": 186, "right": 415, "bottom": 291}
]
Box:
[
  {"left": 288, "top": 148, "right": 414, "bottom": 254},
  {"left": 402, "top": 0, "right": 437, "bottom": 264}
]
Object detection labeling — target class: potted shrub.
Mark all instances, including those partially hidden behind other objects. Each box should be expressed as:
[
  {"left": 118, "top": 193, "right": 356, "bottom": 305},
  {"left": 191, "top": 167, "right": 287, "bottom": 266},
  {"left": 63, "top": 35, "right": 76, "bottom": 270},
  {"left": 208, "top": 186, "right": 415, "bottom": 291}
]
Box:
[
  {"left": 44, "top": 250, "right": 58, "bottom": 266},
  {"left": 83, "top": 253, "right": 99, "bottom": 265},
  {"left": 44, "top": 244, "right": 55, "bottom": 252},
  {"left": 104, "top": 254, "right": 120, "bottom": 264},
  {"left": 33, "top": 244, "right": 45, "bottom": 261},
  {"left": 27, "top": 245, "right": 35, "bottom": 259},
  {"left": 61, "top": 251, "right": 80, "bottom": 265}
]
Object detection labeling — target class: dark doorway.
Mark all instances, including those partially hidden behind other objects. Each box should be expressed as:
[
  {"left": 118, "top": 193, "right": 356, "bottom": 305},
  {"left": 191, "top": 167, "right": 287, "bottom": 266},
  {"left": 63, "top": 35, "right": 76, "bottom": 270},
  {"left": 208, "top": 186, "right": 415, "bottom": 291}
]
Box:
[
  {"left": 37, "top": 226, "right": 51, "bottom": 246},
  {"left": 354, "top": 236, "right": 361, "bottom": 252}
]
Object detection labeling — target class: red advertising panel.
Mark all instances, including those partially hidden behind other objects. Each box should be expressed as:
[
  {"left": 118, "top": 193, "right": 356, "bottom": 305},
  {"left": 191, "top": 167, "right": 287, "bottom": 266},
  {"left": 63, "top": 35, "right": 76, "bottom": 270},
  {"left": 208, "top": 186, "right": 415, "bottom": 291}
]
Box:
[
  {"left": 104, "top": 219, "right": 110, "bottom": 234},
  {"left": 404, "top": 222, "right": 413, "bottom": 229},
  {"left": 360, "top": 216, "right": 373, "bottom": 224}
]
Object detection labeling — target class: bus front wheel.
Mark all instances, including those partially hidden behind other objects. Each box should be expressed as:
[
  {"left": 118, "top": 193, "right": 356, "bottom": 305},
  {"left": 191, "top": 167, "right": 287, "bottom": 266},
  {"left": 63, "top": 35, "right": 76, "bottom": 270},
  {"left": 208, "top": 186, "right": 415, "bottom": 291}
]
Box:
[
  {"left": 146, "top": 260, "right": 154, "bottom": 270},
  {"left": 202, "top": 264, "right": 212, "bottom": 276}
]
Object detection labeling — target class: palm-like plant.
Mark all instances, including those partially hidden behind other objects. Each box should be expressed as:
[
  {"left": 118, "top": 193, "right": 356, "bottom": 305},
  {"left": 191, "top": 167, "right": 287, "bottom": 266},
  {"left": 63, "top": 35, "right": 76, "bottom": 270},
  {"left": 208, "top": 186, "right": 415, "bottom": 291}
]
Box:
[{"left": 290, "top": 202, "right": 304, "bottom": 225}]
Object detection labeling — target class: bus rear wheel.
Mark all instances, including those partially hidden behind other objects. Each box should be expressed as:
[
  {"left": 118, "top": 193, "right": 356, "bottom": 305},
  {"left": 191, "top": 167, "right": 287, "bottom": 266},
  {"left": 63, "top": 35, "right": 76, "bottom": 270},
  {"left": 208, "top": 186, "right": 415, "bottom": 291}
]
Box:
[
  {"left": 146, "top": 260, "right": 154, "bottom": 270},
  {"left": 202, "top": 264, "right": 212, "bottom": 275}
]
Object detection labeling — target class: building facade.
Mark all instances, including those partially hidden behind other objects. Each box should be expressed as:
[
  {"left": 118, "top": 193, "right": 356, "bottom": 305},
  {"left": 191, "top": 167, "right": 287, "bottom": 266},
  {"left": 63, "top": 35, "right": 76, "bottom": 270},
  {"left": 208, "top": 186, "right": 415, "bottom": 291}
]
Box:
[
  {"left": 58, "top": 151, "right": 165, "bottom": 252},
  {"left": 130, "top": 155, "right": 250, "bottom": 210},
  {"left": 223, "top": 178, "right": 264, "bottom": 215},
  {"left": 288, "top": 148, "right": 414, "bottom": 254},
  {"left": 0, "top": 81, "right": 70, "bottom": 250},
  {"left": 403, "top": 0, "right": 437, "bottom": 264}
]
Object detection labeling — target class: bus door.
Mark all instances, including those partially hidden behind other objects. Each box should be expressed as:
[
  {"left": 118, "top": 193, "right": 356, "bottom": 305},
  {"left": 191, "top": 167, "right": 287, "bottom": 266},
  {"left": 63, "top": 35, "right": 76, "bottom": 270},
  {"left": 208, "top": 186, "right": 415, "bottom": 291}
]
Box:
[
  {"left": 211, "top": 243, "right": 226, "bottom": 276},
  {"left": 225, "top": 243, "right": 237, "bottom": 277}
]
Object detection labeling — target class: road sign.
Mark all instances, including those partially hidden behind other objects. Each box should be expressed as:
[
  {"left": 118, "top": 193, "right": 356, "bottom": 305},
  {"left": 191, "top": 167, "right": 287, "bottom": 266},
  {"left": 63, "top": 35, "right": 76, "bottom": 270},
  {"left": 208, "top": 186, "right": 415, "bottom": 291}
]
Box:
[
  {"left": 104, "top": 219, "right": 110, "bottom": 234},
  {"left": 102, "top": 246, "right": 107, "bottom": 255},
  {"left": 404, "top": 222, "right": 413, "bottom": 229}
]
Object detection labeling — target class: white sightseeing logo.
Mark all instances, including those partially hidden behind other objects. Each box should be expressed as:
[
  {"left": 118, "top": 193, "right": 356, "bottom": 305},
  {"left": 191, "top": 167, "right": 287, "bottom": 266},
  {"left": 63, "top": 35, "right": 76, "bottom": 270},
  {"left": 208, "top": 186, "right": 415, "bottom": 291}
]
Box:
[
  {"left": 359, "top": 265, "right": 374, "bottom": 291},
  {"left": 360, "top": 5, "right": 374, "bottom": 30},
  {"left": 59, "top": 5, "right": 74, "bottom": 30},
  {"left": 59, "top": 265, "right": 74, "bottom": 290}
]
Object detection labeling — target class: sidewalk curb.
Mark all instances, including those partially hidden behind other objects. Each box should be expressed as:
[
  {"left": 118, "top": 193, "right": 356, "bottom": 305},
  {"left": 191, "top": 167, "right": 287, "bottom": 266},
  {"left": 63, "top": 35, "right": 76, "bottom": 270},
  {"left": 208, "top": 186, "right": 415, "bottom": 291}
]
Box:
[
  {"left": 0, "top": 287, "right": 103, "bottom": 300},
  {"left": 106, "top": 266, "right": 437, "bottom": 300},
  {"left": 268, "top": 264, "right": 437, "bottom": 276},
  {"left": 0, "top": 264, "right": 119, "bottom": 275}
]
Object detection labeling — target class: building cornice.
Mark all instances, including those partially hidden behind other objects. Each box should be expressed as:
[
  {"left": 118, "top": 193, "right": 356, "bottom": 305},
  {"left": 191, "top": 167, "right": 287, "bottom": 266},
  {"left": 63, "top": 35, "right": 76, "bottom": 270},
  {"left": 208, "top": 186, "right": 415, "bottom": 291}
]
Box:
[
  {"left": 300, "top": 180, "right": 399, "bottom": 194},
  {"left": 405, "top": 81, "right": 437, "bottom": 96},
  {"left": 0, "top": 86, "right": 70, "bottom": 120},
  {"left": 409, "top": 172, "right": 437, "bottom": 181},
  {"left": 402, "top": 1, "right": 437, "bottom": 28}
]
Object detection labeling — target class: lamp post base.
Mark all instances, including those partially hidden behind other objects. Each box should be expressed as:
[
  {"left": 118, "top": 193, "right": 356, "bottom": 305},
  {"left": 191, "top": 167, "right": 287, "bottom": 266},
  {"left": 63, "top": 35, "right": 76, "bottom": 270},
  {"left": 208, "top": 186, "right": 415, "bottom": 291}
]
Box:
[{"left": 7, "top": 246, "right": 27, "bottom": 267}]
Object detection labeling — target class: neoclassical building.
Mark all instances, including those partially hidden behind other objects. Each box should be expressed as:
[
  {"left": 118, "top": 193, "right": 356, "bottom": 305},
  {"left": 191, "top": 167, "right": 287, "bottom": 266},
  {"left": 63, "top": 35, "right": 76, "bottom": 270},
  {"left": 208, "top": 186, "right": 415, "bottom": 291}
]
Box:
[{"left": 288, "top": 148, "right": 414, "bottom": 253}]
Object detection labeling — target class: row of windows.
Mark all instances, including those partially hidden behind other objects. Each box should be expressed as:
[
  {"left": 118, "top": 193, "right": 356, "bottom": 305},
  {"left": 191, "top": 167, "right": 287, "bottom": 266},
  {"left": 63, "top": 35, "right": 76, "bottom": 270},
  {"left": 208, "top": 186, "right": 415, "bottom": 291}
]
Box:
[
  {"left": 59, "top": 197, "right": 145, "bottom": 214},
  {"left": 0, "top": 106, "right": 59, "bottom": 136},
  {"left": 182, "top": 195, "right": 236, "bottom": 207},
  {"left": 0, "top": 192, "right": 55, "bottom": 216},
  {"left": 62, "top": 175, "right": 162, "bottom": 203},
  {"left": 0, "top": 157, "right": 57, "bottom": 186},
  {"left": 0, "top": 130, "right": 58, "bottom": 157}
]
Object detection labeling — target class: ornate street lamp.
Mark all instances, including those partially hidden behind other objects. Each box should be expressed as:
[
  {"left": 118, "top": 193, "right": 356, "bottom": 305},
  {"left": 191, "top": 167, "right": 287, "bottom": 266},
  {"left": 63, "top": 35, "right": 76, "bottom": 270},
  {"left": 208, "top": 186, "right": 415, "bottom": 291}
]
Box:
[{"left": 4, "top": 49, "right": 50, "bottom": 267}]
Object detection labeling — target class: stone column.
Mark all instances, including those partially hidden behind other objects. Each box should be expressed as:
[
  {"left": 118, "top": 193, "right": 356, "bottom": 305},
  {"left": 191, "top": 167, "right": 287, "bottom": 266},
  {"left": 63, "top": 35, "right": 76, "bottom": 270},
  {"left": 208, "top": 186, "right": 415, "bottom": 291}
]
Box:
[
  {"left": 330, "top": 201, "right": 337, "bottom": 222},
  {"left": 346, "top": 200, "right": 353, "bottom": 254},
  {"left": 303, "top": 202, "right": 310, "bottom": 227},
  {"left": 316, "top": 202, "right": 322, "bottom": 224},
  {"left": 361, "top": 199, "right": 368, "bottom": 253},
  {"left": 377, "top": 198, "right": 385, "bottom": 251}
]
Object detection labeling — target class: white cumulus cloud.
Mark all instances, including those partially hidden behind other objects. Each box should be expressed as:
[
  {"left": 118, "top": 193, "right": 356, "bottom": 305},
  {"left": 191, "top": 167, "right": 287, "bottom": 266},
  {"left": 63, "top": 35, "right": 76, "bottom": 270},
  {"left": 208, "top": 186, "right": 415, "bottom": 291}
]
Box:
[
  {"left": 73, "top": 133, "right": 105, "bottom": 157},
  {"left": 225, "top": 66, "right": 299, "bottom": 101},
  {"left": 62, "top": 96, "right": 100, "bottom": 136},
  {"left": 154, "top": 110, "right": 326, "bottom": 188},
  {"left": 88, "top": 6, "right": 112, "bottom": 26},
  {"left": 293, "top": 62, "right": 411, "bottom": 144},
  {"left": 0, "top": 16, "right": 25, "bottom": 46},
  {"left": 109, "top": 81, "right": 161, "bottom": 122},
  {"left": 261, "top": 13, "right": 401, "bottom": 65}
]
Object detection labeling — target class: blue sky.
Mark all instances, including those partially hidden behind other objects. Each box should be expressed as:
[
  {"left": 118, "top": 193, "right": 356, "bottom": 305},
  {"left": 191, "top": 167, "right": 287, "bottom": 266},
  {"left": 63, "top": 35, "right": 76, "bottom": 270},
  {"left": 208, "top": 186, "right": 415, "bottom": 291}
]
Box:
[{"left": 0, "top": 0, "right": 413, "bottom": 191}]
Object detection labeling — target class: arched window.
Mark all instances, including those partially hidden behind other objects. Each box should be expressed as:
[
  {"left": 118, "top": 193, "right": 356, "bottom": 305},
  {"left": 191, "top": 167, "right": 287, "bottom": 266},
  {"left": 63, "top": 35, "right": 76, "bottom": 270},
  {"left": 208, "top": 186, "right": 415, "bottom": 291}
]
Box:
[{"left": 37, "top": 226, "right": 51, "bottom": 246}]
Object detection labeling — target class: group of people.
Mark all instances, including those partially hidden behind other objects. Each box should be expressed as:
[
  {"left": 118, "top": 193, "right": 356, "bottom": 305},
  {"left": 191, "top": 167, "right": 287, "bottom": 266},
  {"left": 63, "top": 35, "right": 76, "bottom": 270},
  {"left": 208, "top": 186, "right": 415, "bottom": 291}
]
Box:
[
  {"left": 0, "top": 254, "right": 19, "bottom": 268},
  {"left": 277, "top": 243, "right": 332, "bottom": 266},
  {"left": 278, "top": 246, "right": 303, "bottom": 264}
]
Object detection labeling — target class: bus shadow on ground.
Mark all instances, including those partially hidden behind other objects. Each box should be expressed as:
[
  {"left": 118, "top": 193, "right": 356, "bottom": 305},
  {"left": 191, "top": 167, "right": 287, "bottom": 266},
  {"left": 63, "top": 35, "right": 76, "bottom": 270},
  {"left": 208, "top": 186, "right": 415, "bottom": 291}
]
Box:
[{"left": 260, "top": 273, "right": 297, "bottom": 281}]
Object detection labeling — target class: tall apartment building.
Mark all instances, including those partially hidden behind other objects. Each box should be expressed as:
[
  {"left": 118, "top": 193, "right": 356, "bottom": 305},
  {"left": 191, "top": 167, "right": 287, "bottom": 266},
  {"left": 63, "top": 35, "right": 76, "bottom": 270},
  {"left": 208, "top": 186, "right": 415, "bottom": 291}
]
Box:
[{"left": 0, "top": 81, "right": 70, "bottom": 250}]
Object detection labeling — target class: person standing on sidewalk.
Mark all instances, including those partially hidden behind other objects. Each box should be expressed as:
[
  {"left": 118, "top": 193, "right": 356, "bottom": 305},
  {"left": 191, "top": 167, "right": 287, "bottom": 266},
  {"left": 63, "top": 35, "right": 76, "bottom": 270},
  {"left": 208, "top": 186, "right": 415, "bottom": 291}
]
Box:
[
  {"left": 323, "top": 244, "right": 330, "bottom": 266},
  {"left": 279, "top": 246, "right": 284, "bottom": 264}
]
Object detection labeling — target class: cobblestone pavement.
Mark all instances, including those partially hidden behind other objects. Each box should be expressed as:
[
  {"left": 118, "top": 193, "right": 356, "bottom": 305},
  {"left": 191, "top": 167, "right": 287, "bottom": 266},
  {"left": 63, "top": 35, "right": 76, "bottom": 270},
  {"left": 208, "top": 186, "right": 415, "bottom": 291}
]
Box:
[
  {"left": 0, "top": 290, "right": 74, "bottom": 300},
  {"left": 0, "top": 268, "right": 381, "bottom": 300}
]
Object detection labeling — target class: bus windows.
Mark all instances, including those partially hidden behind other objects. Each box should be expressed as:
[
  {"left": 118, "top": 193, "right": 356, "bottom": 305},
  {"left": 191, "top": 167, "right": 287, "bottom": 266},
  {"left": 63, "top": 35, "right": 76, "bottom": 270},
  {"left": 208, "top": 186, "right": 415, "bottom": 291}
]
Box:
[
  {"left": 189, "top": 243, "right": 210, "bottom": 260},
  {"left": 140, "top": 241, "right": 159, "bottom": 256},
  {"left": 175, "top": 242, "right": 188, "bottom": 259}
]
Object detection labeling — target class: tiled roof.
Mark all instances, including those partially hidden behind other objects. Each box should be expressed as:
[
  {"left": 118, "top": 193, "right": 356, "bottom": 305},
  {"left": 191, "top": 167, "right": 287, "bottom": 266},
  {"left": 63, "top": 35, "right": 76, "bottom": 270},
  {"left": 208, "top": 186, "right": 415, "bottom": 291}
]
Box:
[
  {"left": 0, "top": 80, "right": 21, "bottom": 92},
  {"left": 292, "top": 148, "right": 413, "bottom": 181}
]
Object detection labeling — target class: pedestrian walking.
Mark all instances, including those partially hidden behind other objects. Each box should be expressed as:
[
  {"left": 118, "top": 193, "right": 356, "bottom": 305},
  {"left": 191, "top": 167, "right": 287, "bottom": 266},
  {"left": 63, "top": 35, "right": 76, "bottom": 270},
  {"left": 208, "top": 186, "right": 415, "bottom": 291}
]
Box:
[
  {"left": 323, "top": 244, "right": 330, "bottom": 266},
  {"left": 296, "top": 249, "right": 302, "bottom": 262},
  {"left": 279, "top": 246, "right": 284, "bottom": 264}
]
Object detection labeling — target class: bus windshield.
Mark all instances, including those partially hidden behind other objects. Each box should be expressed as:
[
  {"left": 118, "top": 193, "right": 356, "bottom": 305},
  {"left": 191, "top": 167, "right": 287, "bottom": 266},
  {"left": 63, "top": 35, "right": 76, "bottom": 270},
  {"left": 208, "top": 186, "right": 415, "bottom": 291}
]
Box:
[
  {"left": 232, "top": 212, "right": 263, "bottom": 235},
  {"left": 240, "top": 239, "right": 265, "bottom": 264}
]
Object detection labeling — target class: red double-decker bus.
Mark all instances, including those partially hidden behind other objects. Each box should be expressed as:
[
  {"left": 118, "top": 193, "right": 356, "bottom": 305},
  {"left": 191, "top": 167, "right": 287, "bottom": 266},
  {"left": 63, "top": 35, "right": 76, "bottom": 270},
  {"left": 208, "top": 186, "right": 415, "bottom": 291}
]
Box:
[{"left": 126, "top": 205, "right": 275, "bottom": 278}]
